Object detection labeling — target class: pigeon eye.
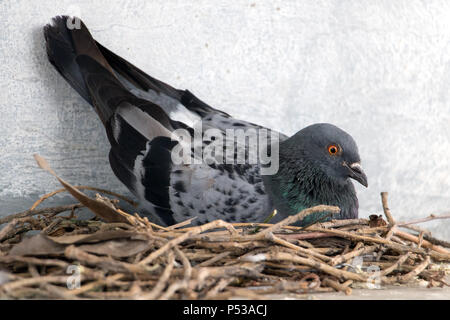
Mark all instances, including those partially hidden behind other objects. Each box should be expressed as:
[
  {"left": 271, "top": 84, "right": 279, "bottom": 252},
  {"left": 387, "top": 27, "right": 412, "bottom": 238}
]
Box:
[{"left": 328, "top": 144, "right": 339, "bottom": 156}]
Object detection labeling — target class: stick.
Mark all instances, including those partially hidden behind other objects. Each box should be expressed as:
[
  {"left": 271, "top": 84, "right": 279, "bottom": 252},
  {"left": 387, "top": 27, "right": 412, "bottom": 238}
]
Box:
[
  {"left": 318, "top": 219, "right": 369, "bottom": 229},
  {"left": 159, "top": 246, "right": 193, "bottom": 300},
  {"left": 399, "top": 224, "right": 431, "bottom": 236},
  {"left": 166, "top": 217, "right": 197, "bottom": 230},
  {"left": 204, "top": 278, "right": 234, "bottom": 299},
  {"left": 243, "top": 252, "right": 367, "bottom": 282},
  {"left": 306, "top": 226, "right": 450, "bottom": 260},
  {"left": 330, "top": 244, "right": 377, "bottom": 267},
  {"left": 0, "top": 275, "right": 74, "bottom": 292},
  {"left": 276, "top": 232, "right": 336, "bottom": 240},
  {"left": 380, "top": 253, "right": 410, "bottom": 277},
  {"left": 0, "top": 204, "right": 83, "bottom": 225},
  {"left": 422, "top": 234, "right": 450, "bottom": 249},
  {"left": 0, "top": 217, "right": 40, "bottom": 242},
  {"left": 68, "top": 274, "right": 125, "bottom": 297},
  {"left": 64, "top": 246, "right": 146, "bottom": 274},
  {"left": 322, "top": 278, "right": 352, "bottom": 295},
  {"left": 264, "top": 232, "right": 332, "bottom": 262},
  {"left": 383, "top": 256, "right": 431, "bottom": 284},
  {"left": 139, "top": 251, "right": 175, "bottom": 300},
  {"left": 380, "top": 192, "right": 395, "bottom": 225},
  {"left": 29, "top": 186, "right": 137, "bottom": 210},
  {"left": 196, "top": 252, "right": 231, "bottom": 267},
  {"left": 393, "top": 229, "right": 450, "bottom": 255},
  {"left": 244, "top": 205, "right": 340, "bottom": 241},
  {"left": 138, "top": 220, "right": 237, "bottom": 266},
  {"left": 399, "top": 213, "right": 450, "bottom": 226}
]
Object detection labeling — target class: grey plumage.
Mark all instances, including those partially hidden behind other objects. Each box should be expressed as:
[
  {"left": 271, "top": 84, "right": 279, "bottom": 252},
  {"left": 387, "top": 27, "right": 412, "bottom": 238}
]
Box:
[{"left": 44, "top": 16, "right": 368, "bottom": 226}]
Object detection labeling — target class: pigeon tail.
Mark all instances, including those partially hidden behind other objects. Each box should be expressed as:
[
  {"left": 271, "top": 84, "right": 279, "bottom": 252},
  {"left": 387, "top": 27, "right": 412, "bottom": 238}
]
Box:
[
  {"left": 95, "top": 41, "right": 232, "bottom": 118},
  {"left": 44, "top": 16, "right": 127, "bottom": 124}
]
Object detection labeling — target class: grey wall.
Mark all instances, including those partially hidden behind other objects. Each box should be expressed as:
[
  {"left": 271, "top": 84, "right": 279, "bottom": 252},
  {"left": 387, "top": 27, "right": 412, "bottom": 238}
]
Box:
[{"left": 1, "top": 0, "right": 449, "bottom": 239}]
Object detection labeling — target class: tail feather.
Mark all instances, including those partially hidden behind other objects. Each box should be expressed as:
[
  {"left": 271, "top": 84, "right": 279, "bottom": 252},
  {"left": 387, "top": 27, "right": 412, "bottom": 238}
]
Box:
[
  {"left": 95, "top": 41, "right": 231, "bottom": 118},
  {"left": 75, "top": 54, "right": 130, "bottom": 123},
  {"left": 44, "top": 16, "right": 91, "bottom": 103},
  {"left": 95, "top": 41, "right": 183, "bottom": 100},
  {"left": 44, "top": 16, "right": 129, "bottom": 124}
]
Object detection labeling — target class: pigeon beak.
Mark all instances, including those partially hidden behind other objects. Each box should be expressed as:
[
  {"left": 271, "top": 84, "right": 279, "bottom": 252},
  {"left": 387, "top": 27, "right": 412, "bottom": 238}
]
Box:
[{"left": 345, "top": 162, "right": 368, "bottom": 187}]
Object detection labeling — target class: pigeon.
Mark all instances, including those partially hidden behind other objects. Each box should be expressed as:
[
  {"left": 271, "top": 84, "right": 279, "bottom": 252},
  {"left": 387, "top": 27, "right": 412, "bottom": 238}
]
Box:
[{"left": 43, "top": 16, "right": 368, "bottom": 226}]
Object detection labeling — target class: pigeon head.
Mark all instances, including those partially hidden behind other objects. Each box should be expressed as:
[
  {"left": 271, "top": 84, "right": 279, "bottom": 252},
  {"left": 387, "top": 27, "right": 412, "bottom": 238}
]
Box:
[
  {"left": 288, "top": 123, "right": 368, "bottom": 188},
  {"left": 264, "top": 123, "right": 367, "bottom": 223}
]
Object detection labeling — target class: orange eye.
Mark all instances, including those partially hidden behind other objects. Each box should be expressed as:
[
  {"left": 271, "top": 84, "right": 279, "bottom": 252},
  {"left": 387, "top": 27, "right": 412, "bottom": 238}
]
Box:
[{"left": 328, "top": 144, "right": 339, "bottom": 155}]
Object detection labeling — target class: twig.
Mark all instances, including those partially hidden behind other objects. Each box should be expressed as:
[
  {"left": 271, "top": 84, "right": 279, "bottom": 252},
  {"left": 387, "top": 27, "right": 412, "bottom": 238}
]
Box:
[
  {"left": 264, "top": 232, "right": 332, "bottom": 262},
  {"left": 381, "top": 192, "right": 395, "bottom": 225},
  {"left": 243, "top": 252, "right": 367, "bottom": 282},
  {"left": 204, "top": 278, "right": 235, "bottom": 299},
  {"left": 422, "top": 234, "right": 450, "bottom": 249},
  {"left": 306, "top": 226, "right": 450, "bottom": 261},
  {"left": 159, "top": 246, "right": 193, "bottom": 300},
  {"left": 0, "top": 256, "right": 69, "bottom": 268},
  {"left": 398, "top": 224, "right": 431, "bottom": 236},
  {"left": 393, "top": 229, "right": 450, "bottom": 255},
  {"left": 68, "top": 274, "right": 125, "bottom": 297},
  {"left": 383, "top": 256, "right": 431, "bottom": 284},
  {"left": 166, "top": 217, "right": 197, "bottom": 230},
  {"left": 0, "top": 217, "right": 41, "bottom": 242},
  {"left": 318, "top": 219, "right": 369, "bottom": 229},
  {"left": 1, "top": 275, "right": 74, "bottom": 292},
  {"left": 380, "top": 253, "right": 411, "bottom": 277},
  {"left": 197, "top": 252, "right": 231, "bottom": 267},
  {"left": 251, "top": 205, "right": 340, "bottom": 238},
  {"left": 276, "top": 232, "right": 336, "bottom": 240},
  {"left": 138, "top": 220, "right": 237, "bottom": 266},
  {"left": 139, "top": 251, "right": 175, "bottom": 299},
  {"left": 322, "top": 278, "right": 352, "bottom": 295},
  {"left": 29, "top": 186, "right": 137, "bottom": 210},
  {"left": 330, "top": 244, "right": 377, "bottom": 267},
  {"left": 0, "top": 204, "right": 83, "bottom": 225},
  {"left": 64, "top": 246, "right": 147, "bottom": 274},
  {"left": 399, "top": 213, "right": 450, "bottom": 226}
]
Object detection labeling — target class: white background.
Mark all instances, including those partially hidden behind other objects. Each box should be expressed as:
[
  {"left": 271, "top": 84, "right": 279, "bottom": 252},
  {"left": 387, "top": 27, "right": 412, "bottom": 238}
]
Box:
[{"left": 0, "top": 0, "right": 449, "bottom": 239}]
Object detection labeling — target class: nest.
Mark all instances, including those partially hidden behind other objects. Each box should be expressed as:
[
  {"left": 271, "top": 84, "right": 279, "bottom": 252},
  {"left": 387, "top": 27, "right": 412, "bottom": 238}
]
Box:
[{"left": 0, "top": 155, "right": 449, "bottom": 299}]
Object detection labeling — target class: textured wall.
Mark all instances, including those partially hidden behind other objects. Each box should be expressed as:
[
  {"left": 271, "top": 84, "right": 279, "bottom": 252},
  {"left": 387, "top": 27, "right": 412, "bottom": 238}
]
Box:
[{"left": 1, "top": 0, "right": 449, "bottom": 238}]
